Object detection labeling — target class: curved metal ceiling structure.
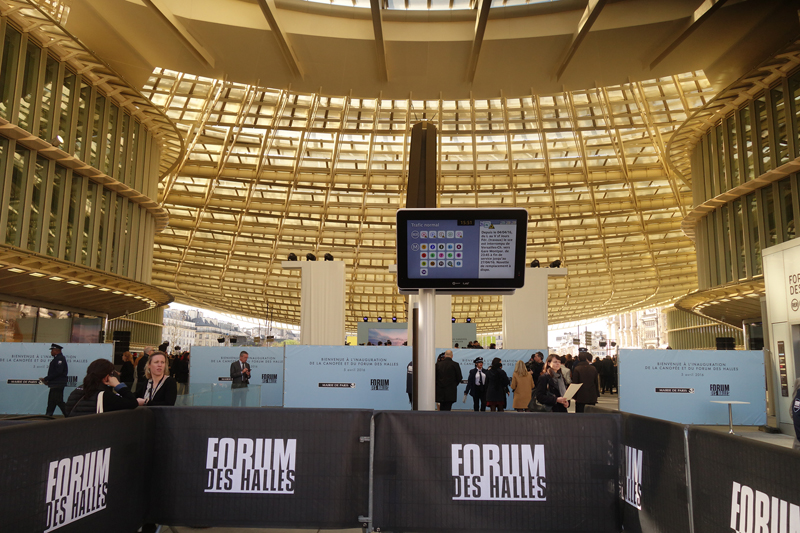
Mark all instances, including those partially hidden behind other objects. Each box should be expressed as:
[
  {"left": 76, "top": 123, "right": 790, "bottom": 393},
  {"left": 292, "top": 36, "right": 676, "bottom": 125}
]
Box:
[{"left": 144, "top": 68, "right": 717, "bottom": 332}]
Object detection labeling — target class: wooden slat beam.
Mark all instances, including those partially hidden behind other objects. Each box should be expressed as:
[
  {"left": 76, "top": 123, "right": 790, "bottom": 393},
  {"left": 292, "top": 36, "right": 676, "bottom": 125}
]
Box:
[
  {"left": 649, "top": 0, "right": 730, "bottom": 70},
  {"left": 555, "top": 0, "right": 607, "bottom": 81},
  {"left": 370, "top": 0, "right": 388, "bottom": 81},
  {"left": 466, "top": 0, "right": 492, "bottom": 82},
  {"left": 256, "top": 0, "right": 304, "bottom": 79},
  {"left": 142, "top": 0, "right": 215, "bottom": 69}
]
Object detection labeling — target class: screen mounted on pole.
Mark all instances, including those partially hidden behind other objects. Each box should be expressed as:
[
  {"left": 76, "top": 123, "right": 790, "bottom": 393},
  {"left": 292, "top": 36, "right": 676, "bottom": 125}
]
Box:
[{"left": 396, "top": 208, "right": 528, "bottom": 292}]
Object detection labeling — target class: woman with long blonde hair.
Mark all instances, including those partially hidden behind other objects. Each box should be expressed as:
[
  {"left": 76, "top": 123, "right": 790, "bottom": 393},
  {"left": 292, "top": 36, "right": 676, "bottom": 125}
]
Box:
[{"left": 510, "top": 360, "right": 534, "bottom": 412}]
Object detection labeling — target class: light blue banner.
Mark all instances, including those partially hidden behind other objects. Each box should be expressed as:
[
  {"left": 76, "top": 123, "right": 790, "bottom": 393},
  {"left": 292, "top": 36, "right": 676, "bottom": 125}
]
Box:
[
  {"left": 618, "top": 349, "right": 767, "bottom": 425},
  {"left": 189, "top": 346, "right": 284, "bottom": 407},
  {"left": 451, "top": 323, "right": 477, "bottom": 348},
  {"left": 284, "top": 345, "right": 411, "bottom": 409},
  {"left": 449, "top": 348, "right": 547, "bottom": 410},
  {"left": 0, "top": 343, "right": 112, "bottom": 415}
]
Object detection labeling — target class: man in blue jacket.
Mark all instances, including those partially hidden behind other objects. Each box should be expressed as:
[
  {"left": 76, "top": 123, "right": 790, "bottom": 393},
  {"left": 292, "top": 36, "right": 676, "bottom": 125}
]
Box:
[{"left": 42, "top": 343, "right": 68, "bottom": 416}]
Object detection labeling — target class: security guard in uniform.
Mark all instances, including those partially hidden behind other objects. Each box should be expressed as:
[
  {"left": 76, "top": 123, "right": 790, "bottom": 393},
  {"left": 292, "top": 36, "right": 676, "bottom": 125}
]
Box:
[{"left": 42, "top": 343, "right": 68, "bottom": 416}]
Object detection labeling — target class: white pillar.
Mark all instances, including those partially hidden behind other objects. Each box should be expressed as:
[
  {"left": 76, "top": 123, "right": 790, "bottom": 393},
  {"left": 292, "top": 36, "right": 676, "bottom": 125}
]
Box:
[
  {"left": 502, "top": 267, "right": 567, "bottom": 350},
  {"left": 417, "top": 289, "right": 437, "bottom": 411},
  {"left": 282, "top": 261, "right": 346, "bottom": 346},
  {"left": 407, "top": 293, "right": 452, "bottom": 349}
]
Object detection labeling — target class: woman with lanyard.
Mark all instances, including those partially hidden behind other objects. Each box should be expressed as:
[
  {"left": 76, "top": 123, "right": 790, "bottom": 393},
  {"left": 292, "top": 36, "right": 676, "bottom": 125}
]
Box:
[{"left": 136, "top": 351, "right": 177, "bottom": 406}]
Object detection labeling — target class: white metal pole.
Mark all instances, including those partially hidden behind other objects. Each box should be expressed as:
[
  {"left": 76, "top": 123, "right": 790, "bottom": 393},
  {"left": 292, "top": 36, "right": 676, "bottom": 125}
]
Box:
[{"left": 417, "top": 288, "right": 437, "bottom": 411}]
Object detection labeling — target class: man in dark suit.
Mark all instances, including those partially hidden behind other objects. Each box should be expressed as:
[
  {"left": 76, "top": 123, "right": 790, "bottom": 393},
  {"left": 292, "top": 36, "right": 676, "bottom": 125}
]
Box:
[
  {"left": 464, "top": 357, "right": 487, "bottom": 411},
  {"left": 230, "top": 351, "right": 251, "bottom": 407},
  {"left": 435, "top": 349, "right": 462, "bottom": 411},
  {"left": 572, "top": 351, "right": 599, "bottom": 413}
]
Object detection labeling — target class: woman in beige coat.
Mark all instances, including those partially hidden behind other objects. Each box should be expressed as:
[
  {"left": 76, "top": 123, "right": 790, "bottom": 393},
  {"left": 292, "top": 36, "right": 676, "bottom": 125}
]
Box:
[{"left": 511, "top": 360, "right": 535, "bottom": 412}]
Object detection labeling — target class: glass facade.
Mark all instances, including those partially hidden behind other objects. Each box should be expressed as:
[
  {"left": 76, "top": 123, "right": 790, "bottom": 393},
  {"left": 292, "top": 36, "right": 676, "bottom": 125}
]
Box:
[
  {"left": 665, "top": 308, "right": 745, "bottom": 350},
  {"left": 693, "top": 69, "right": 800, "bottom": 290},
  {"left": 0, "top": 20, "right": 160, "bottom": 284},
  {"left": 0, "top": 300, "right": 101, "bottom": 343}
]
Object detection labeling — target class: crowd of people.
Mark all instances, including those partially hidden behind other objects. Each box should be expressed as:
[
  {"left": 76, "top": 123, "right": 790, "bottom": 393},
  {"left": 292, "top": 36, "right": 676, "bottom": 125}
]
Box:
[
  {"left": 39, "top": 342, "right": 194, "bottom": 418},
  {"left": 435, "top": 347, "right": 618, "bottom": 413},
  {"left": 46, "top": 339, "right": 619, "bottom": 417},
  {"left": 63, "top": 347, "right": 180, "bottom": 417}
]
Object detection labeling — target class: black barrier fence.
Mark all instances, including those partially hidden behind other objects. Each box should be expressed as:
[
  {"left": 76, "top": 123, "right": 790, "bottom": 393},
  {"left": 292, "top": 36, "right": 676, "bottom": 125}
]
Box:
[
  {"left": 0, "top": 409, "right": 153, "bottom": 533},
  {"left": 372, "top": 411, "right": 621, "bottom": 533},
  {"left": 618, "top": 413, "right": 691, "bottom": 533},
  {"left": 1, "top": 408, "right": 799, "bottom": 533},
  {"left": 688, "top": 428, "right": 800, "bottom": 533},
  {"left": 146, "top": 407, "right": 372, "bottom": 529}
]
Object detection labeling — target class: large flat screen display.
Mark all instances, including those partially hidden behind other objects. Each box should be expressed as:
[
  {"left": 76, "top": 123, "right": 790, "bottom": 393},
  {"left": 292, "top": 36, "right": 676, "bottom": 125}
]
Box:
[{"left": 396, "top": 208, "right": 528, "bottom": 292}]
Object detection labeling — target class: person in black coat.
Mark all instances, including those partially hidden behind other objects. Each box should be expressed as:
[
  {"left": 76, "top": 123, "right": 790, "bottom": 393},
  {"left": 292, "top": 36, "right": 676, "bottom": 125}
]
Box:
[
  {"left": 119, "top": 351, "right": 135, "bottom": 390},
  {"left": 534, "top": 354, "right": 570, "bottom": 413},
  {"left": 526, "top": 352, "right": 544, "bottom": 387},
  {"left": 435, "top": 350, "right": 462, "bottom": 411},
  {"left": 464, "top": 357, "right": 488, "bottom": 412},
  {"left": 42, "top": 343, "right": 69, "bottom": 416},
  {"left": 136, "top": 351, "right": 177, "bottom": 406},
  {"left": 571, "top": 352, "right": 599, "bottom": 413},
  {"left": 173, "top": 352, "right": 190, "bottom": 395},
  {"left": 485, "top": 357, "right": 510, "bottom": 412},
  {"left": 66, "top": 359, "right": 139, "bottom": 417}
]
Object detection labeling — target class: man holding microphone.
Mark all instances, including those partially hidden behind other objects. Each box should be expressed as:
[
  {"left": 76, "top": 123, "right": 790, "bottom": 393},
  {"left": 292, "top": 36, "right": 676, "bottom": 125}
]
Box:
[{"left": 230, "top": 351, "right": 251, "bottom": 407}]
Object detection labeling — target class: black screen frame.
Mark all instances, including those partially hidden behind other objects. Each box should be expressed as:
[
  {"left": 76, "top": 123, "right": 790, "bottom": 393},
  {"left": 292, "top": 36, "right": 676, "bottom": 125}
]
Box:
[{"left": 396, "top": 208, "right": 528, "bottom": 291}]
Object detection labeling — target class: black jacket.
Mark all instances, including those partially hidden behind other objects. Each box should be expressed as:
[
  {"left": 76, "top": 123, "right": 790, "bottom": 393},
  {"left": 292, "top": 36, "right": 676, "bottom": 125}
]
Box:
[
  {"left": 435, "top": 358, "right": 463, "bottom": 403},
  {"left": 119, "top": 361, "right": 135, "bottom": 383},
  {"left": 173, "top": 358, "right": 189, "bottom": 383},
  {"left": 485, "top": 367, "right": 509, "bottom": 403},
  {"left": 45, "top": 354, "right": 68, "bottom": 388},
  {"left": 66, "top": 384, "right": 138, "bottom": 417},
  {"left": 571, "top": 361, "right": 599, "bottom": 404},
  {"left": 136, "top": 376, "right": 178, "bottom": 406},
  {"left": 526, "top": 360, "right": 544, "bottom": 386},
  {"left": 535, "top": 372, "right": 568, "bottom": 413},
  {"left": 464, "top": 367, "right": 487, "bottom": 398}
]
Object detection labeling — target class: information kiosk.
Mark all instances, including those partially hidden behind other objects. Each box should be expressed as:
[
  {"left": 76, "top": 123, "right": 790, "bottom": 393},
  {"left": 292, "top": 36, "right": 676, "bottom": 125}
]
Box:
[{"left": 396, "top": 208, "right": 528, "bottom": 410}]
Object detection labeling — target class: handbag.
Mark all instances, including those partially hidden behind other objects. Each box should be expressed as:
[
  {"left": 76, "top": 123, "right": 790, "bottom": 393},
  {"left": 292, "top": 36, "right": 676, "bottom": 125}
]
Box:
[
  {"left": 528, "top": 379, "right": 555, "bottom": 413},
  {"left": 96, "top": 391, "right": 104, "bottom": 414},
  {"left": 528, "top": 395, "right": 553, "bottom": 412}
]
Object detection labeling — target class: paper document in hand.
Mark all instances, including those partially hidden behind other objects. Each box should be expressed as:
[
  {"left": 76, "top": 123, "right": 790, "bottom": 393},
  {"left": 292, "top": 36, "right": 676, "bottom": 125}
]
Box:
[{"left": 563, "top": 383, "right": 582, "bottom": 401}]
